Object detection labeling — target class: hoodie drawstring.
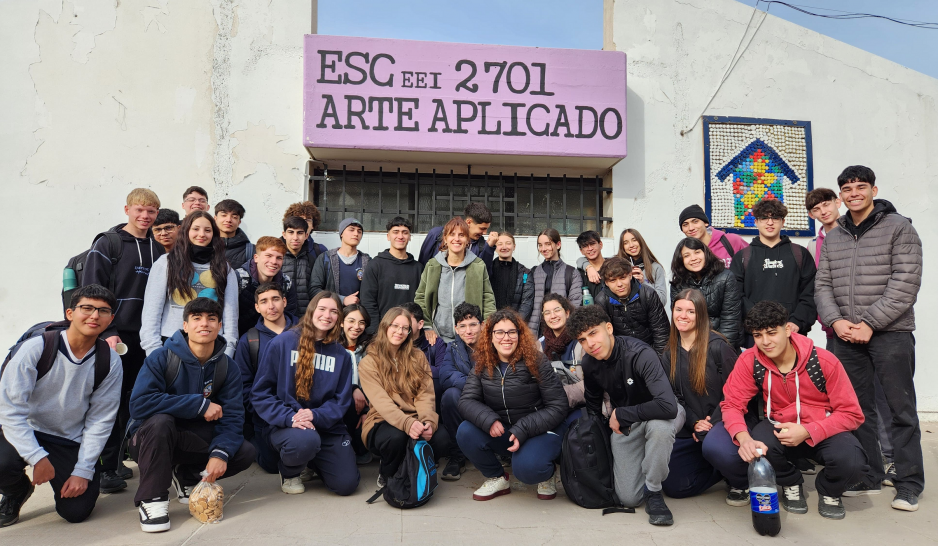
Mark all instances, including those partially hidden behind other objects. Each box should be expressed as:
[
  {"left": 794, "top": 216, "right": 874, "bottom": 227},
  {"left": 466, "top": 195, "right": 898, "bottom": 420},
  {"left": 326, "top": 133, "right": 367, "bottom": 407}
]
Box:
[
  {"left": 766, "top": 368, "right": 801, "bottom": 425},
  {"left": 134, "top": 238, "right": 143, "bottom": 266}
]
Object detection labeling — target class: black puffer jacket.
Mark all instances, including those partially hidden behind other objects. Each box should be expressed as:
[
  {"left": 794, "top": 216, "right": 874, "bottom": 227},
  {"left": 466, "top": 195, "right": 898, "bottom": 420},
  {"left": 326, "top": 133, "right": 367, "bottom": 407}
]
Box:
[
  {"left": 671, "top": 269, "right": 743, "bottom": 348},
  {"left": 281, "top": 238, "right": 327, "bottom": 317},
  {"left": 594, "top": 279, "right": 670, "bottom": 354},
  {"left": 458, "top": 354, "right": 568, "bottom": 445}
]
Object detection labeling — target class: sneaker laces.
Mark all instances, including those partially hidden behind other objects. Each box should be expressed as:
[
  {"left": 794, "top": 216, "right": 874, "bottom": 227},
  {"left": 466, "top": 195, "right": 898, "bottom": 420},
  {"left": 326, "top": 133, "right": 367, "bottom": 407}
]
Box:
[
  {"left": 483, "top": 476, "right": 505, "bottom": 488},
  {"left": 784, "top": 486, "right": 801, "bottom": 501},
  {"left": 142, "top": 500, "right": 169, "bottom": 519},
  {"left": 895, "top": 488, "right": 915, "bottom": 503},
  {"left": 729, "top": 487, "right": 746, "bottom": 495},
  {"left": 821, "top": 495, "right": 840, "bottom": 506}
]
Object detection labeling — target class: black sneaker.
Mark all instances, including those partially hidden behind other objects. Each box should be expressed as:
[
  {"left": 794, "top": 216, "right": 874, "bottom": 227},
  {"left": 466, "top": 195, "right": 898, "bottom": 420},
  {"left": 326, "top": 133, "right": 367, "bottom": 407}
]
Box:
[
  {"left": 796, "top": 458, "right": 817, "bottom": 475},
  {"left": 725, "top": 487, "right": 749, "bottom": 507},
  {"left": 883, "top": 462, "right": 897, "bottom": 487},
  {"left": 116, "top": 461, "right": 133, "bottom": 480},
  {"left": 842, "top": 482, "right": 882, "bottom": 497},
  {"left": 441, "top": 456, "right": 466, "bottom": 481},
  {"left": 644, "top": 489, "right": 673, "bottom": 526},
  {"left": 818, "top": 495, "right": 845, "bottom": 520},
  {"left": 781, "top": 485, "right": 808, "bottom": 514},
  {"left": 356, "top": 452, "right": 373, "bottom": 465},
  {"left": 891, "top": 487, "right": 919, "bottom": 512},
  {"left": 171, "top": 465, "right": 193, "bottom": 504},
  {"left": 0, "top": 483, "right": 35, "bottom": 528},
  {"left": 100, "top": 470, "right": 127, "bottom": 494},
  {"left": 138, "top": 498, "right": 170, "bottom": 533}
]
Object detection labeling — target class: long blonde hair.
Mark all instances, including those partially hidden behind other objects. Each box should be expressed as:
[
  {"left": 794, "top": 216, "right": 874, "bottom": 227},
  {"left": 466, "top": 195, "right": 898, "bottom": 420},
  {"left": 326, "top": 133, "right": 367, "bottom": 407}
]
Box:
[
  {"left": 365, "top": 307, "right": 430, "bottom": 400},
  {"left": 294, "top": 291, "right": 343, "bottom": 400}
]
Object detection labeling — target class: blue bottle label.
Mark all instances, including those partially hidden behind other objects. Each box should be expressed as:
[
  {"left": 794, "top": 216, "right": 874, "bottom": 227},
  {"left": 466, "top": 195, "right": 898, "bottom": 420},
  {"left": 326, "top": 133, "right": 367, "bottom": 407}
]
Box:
[{"left": 750, "top": 489, "right": 779, "bottom": 514}]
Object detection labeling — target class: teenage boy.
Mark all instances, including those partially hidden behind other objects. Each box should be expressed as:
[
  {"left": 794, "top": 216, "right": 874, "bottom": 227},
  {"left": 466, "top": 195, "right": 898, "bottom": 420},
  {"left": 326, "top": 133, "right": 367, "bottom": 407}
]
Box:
[
  {"left": 401, "top": 303, "right": 447, "bottom": 397},
  {"left": 0, "top": 285, "right": 123, "bottom": 527},
  {"left": 679, "top": 204, "right": 748, "bottom": 268},
  {"left": 359, "top": 217, "right": 425, "bottom": 335},
  {"left": 438, "top": 303, "right": 483, "bottom": 481},
  {"left": 594, "top": 257, "right": 670, "bottom": 355},
  {"left": 815, "top": 165, "right": 923, "bottom": 510},
  {"left": 152, "top": 209, "right": 181, "bottom": 254},
  {"left": 730, "top": 198, "right": 817, "bottom": 347},
  {"left": 215, "top": 199, "right": 254, "bottom": 268},
  {"left": 233, "top": 282, "right": 298, "bottom": 474},
  {"left": 720, "top": 301, "right": 867, "bottom": 520},
  {"left": 568, "top": 305, "right": 681, "bottom": 526},
  {"left": 235, "top": 236, "right": 298, "bottom": 335},
  {"left": 807, "top": 187, "right": 895, "bottom": 487},
  {"left": 576, "top": 230, "right": 606, "bottom": 297},
  {"left": 181, "top": 186, "right": 210, "bottom": 215},
  {"left": 129, "top": 298, "right": 254, "bottom": 533},
  {"left": 283, "top": 200, "right": 329, "bottom": 257},
  {"left": 310, "top": 218, "right": 371, "bottom": 305},
  {"left": 418, "top": 202, "right": 497, "bottom": 266},
  {"left": 281, "top": 215, "right": 327, "bottom": 318},
  {"left": 82, "top": 187, "right": 165, "bottom": 493}
]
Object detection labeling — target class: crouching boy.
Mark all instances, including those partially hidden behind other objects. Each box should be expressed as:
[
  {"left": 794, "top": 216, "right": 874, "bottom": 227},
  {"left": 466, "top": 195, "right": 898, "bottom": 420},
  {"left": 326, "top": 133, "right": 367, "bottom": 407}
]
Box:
[
  {"left": 129, "top": 298, "right": 255, "bottom": 533},
  {"left": 720, "top": 301, "right": 867, "bottom": 520},
  {"left": 0, "top": 285, "right": 123, "bottom": 527},
  {"left": 567, "top": 305, "right": 683, "bottom": 526}
]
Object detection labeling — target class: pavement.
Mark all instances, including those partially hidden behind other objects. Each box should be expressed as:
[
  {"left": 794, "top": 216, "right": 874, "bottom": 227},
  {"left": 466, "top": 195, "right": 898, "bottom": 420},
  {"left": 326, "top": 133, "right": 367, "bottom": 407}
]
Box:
[{"left": 2, "top": 423, "right": 937, "bottom": 546}]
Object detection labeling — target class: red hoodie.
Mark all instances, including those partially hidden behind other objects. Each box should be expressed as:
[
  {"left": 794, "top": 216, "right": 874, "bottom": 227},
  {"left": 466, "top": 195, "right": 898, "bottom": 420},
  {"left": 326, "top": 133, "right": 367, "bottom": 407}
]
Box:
[{"left": 720, "top": 333, "right": 863, "bottom": 447}]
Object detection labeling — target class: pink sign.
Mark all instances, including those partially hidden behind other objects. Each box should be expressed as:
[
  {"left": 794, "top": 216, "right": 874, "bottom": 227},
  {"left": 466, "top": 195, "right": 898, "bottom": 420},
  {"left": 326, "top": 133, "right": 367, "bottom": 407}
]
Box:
[{"left": 303, "top": 35, "right": 627, "bottom": 162}]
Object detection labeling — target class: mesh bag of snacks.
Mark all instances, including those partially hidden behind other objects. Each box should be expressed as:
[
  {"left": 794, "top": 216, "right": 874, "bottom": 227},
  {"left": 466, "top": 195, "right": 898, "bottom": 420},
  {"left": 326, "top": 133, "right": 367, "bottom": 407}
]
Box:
[{"left": 189, "top": 471, "right": 224, "bottom": 523}]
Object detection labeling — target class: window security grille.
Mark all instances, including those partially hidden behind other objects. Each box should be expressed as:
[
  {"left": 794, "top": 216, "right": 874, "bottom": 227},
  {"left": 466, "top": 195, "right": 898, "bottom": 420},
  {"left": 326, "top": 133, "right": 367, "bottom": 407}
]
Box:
[{"left": 309, "top": 166, "right": 612, "bottom": 236}]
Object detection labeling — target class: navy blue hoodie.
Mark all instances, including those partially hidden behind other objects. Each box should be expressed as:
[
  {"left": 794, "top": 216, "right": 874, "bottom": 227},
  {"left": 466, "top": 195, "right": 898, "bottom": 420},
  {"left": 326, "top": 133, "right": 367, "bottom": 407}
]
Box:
[
  {"left": 129, "top": 331, "right": 244, "bottom": 462},
  {"left": 251, "top": 329, "right": 353, "bottom": 434},
  {"left": 439, "top": 337, "right": 475, "bottom": 391},
  {"left": 233, "top": 313, "right": 299, "bottom": 426}
]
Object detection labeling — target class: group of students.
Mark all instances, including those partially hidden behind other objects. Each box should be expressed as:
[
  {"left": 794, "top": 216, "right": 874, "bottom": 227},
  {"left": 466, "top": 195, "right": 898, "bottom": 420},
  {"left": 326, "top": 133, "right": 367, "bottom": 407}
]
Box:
[{"left": 0, "top": 164, "right": 924, "bottom": 533}]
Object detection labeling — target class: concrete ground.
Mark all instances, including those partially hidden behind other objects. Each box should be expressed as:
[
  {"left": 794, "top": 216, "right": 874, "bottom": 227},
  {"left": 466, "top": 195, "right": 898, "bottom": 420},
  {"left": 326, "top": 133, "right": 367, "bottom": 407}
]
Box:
[{"left": 2, "top": 423, "right": 936, "bottom": 545}]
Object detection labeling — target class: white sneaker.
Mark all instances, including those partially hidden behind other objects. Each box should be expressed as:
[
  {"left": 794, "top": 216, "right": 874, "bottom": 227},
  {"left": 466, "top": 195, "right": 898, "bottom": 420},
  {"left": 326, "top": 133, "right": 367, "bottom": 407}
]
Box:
[
  {"left": 171, "top": 467, "right": 193, "bottom": 505},
  {"left": 281, "top": 474, "right": 305, "bottom": 495},
  {"left": 537, "top": 474, "right": 557, "bottom": 500},
  {"left": 299, "top": 467, "right": 319, "bottom": 482},
  {"left": 472, "top": 474, "right": 511, "bottom": 501},
  {"left": 138, "top": 499, "right": 170, "bottom": 533}
]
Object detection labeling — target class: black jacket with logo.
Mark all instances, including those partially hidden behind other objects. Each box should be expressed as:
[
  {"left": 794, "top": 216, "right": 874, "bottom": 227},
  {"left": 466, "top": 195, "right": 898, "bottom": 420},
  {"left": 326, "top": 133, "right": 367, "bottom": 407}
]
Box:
[
  {"left": 582, "top": 336, "right": 678, "bottom": 429},
  {"left": 594, "top": 279, "right": 670, "bottom": 354},
  {"left": 359, "top": 250, "right": 424, "bottom": 334},
  {"left": 729, "top": 236, "right": 817, "bottom": 333}
]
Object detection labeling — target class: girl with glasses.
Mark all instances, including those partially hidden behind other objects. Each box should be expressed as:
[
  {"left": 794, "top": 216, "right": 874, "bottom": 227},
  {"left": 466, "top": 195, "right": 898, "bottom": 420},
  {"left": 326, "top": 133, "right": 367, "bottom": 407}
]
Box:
[
  {"left": 456, "top": 309, "right": 568, "bottom": 502},
  {"left": 339, "top": 304, "right": 374, "bottom": 465}
]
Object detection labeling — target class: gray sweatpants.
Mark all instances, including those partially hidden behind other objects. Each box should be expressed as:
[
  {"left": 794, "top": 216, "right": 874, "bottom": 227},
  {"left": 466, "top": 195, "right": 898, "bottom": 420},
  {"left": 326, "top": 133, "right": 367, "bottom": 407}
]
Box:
[{"left": 610, "top": 405, "right": 684, "bottom": 507}]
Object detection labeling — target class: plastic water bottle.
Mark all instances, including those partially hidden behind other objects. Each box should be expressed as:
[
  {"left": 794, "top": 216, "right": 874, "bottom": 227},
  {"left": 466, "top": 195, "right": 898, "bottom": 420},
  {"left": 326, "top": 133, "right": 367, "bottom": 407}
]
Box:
[
  {"left": 749, "top": 448, "right": 781, "bottom": 537},
  {"left": 63, "top": 268, "right": 78, "bottom": 292},
  {"left": 582, "top": 287, "right": 594, "bottom": 306}
]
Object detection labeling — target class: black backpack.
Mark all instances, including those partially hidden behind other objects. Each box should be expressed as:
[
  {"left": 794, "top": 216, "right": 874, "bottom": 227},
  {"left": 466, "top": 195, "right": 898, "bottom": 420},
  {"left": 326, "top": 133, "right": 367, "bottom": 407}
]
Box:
[
  {"left": 244, "top": 328, "right": 261, "bottom": 375},
  {"left": 63, "top": 231, "right": 123, "bottom": 313},
  {"left": 1, "top": 320, "right": 111, "bottom": 391},
  {"left": 560, "top": 408, "right": 634, "bottom": 514},
  {"left": 367, "top": 438, "right": 438, "bottom": 509},
  {"left": 752, "top": 347, "right": 826, "bottom": 421},
  {"left": 163, "top": 350, "right": 229, "bottom": 401}
]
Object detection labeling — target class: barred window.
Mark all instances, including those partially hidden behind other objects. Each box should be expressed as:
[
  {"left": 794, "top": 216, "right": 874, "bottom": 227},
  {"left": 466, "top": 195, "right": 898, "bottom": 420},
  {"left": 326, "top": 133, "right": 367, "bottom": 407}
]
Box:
[{"left": 309, "top": 166, "right": 611, "bottom": 236}]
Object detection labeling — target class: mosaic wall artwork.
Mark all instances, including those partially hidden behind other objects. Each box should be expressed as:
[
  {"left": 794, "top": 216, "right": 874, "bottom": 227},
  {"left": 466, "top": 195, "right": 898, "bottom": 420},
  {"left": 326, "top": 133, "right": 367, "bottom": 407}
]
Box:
[{"left": 704, "top": 117, "right": 815, "bottom": 237}]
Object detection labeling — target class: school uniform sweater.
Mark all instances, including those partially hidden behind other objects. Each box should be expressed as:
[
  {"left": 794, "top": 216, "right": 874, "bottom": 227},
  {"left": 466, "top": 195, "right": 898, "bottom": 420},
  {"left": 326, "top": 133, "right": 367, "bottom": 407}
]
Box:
[
  {"left": 251, "top": 329, "right": 353, "bottom": 435},
  {"left": 233, "top": 314, "right": 298, "bottom": 426}
]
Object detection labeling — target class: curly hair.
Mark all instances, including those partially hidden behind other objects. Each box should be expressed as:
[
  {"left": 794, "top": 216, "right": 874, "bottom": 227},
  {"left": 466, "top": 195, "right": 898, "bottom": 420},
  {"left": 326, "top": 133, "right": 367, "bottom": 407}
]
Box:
[
  {"left": 474, "top": 308, "right": 541, "bottom": 381},
  {"left": 283, "top": 201, "right": 322, "bottom": 230},
  {"left": 294, "top": 291, "right": 343, "bottom": 400},
  {"left": 745, "top": 300, "right": 789, "bottom": 333},
  {"left": 751, "top": 198, "right": 788, "bottom": 219},
  {"left": 670, "top": 237, "right": 725, "bottom": 288},
  {"left": 566, "top": 305, "right": 610, "bottom": 339}
]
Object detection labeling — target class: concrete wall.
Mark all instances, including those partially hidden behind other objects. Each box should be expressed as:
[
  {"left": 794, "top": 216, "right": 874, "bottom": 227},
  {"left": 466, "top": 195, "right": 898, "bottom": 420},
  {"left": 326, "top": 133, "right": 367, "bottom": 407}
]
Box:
[
  {"left": 0, "top": 0, "right": 311, "bottom": 344},
  {"left": 607, "top": 0, "right": 938, "bottom": 418}
]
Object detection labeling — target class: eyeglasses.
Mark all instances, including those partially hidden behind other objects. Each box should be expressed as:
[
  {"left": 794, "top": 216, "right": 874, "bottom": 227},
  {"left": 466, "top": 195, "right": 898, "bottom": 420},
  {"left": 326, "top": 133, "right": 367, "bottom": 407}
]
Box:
[
  {"left": 493, "top": 329, "right": 519, "bottom": 340},
  {"left": 74, "top": 304, "right": 113, "bottom": 318},
  {"left": 152, "top": 226, "right": 177, "bottom": 234},
  {"left": 456, "top": 322, "right": 480, "bottom": 331},
  {"left": 542, "top": 308, "right": 565, "bottom": 317},
  {"left": 389, "top": 325, "right": 412, "bottom": 334},
  {"left": 755, "top": 216, "right": 782, "bottom": 222},
  {"left": 184, "top": 197, "right": 208, "bottom": 204}
]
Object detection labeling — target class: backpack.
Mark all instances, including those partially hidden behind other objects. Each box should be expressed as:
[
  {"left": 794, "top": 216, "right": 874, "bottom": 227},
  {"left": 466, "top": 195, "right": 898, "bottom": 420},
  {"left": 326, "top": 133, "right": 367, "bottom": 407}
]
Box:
[
  {"left": 1, "top": 321, "right": 111, "bottom": 391},
  {"left": 739, "top": 244, "right": 804, "bottom": 272},
  {"left": 559, "top": 408, "right": 633, "bottom": 514},
  {"left": 245, "top": 328, "right": 261, "bottom": 375},
  {"left": 367, "top": 438, "right": 438, "bottom": 509},
  {"left": 62, "top": 231, "right": 123, "bottom": 313},
  {"left": 752, "top": 347, "right": 827, "bottom": 420},
  {"left": 163, "top": 350, "right": 229, "bottom": 401}
]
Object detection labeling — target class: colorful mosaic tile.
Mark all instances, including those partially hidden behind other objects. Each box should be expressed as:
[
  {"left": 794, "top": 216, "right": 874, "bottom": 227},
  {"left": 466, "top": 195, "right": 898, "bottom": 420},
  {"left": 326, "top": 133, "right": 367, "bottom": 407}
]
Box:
[{"left": 704, "top": 118, "right": 814, "bottom": 236}]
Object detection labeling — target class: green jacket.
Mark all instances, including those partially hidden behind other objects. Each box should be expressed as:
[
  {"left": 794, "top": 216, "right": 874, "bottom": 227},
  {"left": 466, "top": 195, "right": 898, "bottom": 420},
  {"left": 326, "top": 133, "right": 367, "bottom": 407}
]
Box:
[{"left": 415, "top": 254, "right": 496, "bottom": 329}]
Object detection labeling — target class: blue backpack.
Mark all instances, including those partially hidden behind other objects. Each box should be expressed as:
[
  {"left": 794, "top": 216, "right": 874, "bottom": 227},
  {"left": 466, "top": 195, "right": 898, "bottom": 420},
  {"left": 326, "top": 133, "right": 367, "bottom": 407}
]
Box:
[{"left": 367, "top": 438, "right": 437, "bottom": 509}]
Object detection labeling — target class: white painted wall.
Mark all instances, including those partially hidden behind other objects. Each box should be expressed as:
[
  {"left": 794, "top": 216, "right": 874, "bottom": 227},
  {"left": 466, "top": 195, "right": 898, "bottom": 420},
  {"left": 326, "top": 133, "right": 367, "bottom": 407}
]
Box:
[{"left": 608, "top": 0, "right": 938, "bottom": 418}]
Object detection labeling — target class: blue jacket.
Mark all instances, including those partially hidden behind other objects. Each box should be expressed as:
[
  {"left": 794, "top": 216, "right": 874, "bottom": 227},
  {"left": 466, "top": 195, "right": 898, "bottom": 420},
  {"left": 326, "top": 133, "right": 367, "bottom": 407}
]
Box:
[
  {"left": 439, "top": 337, "right": 475, "bottom": 391},
  {"left": 415, "top": 334, "right": 447, "bottom": 380},
  {"left": 129, "top": 331, "right": 244, "bottom": 462},
  {"left": 539, "top": 337, "right": 579, "bottom": 363},
  {"left": 233, "top": 313, "right": 299, "bottom": 426},
  {"left": 251, "top": 329, "right": 353, "bottom": 433},
  {"left": 418, "top": 225, "right": 495, "bottom": 267}
]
